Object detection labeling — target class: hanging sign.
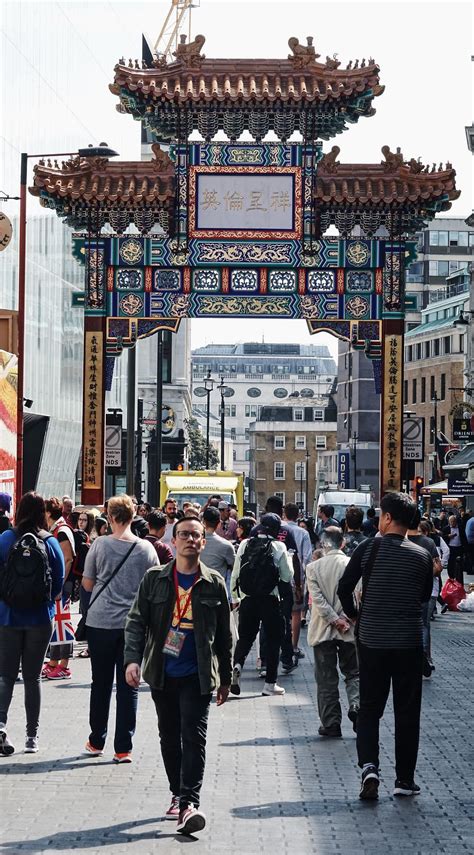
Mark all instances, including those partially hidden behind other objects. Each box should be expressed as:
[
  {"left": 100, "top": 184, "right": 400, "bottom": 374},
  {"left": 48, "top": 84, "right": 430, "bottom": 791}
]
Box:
[
  {"left": 0, "top": 213, "right": 12, "bottom": 252},
  {"left": 453, "top": 417, "right": 474, "bottom": 443},
  {"left": 382, "top": 333, "right": 403, "bottom": 494},
  {"left": 338, "top": 450, "right": 351, "bottom": 489}
]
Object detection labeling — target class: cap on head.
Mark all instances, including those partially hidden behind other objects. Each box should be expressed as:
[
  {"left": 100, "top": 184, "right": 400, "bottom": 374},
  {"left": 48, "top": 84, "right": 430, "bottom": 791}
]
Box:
[
  {"left": 218, "top": 501, "right": 229, "bottom": 510},
  {"left": 260, "top": 513, "right": 281, "bottom": 538}
]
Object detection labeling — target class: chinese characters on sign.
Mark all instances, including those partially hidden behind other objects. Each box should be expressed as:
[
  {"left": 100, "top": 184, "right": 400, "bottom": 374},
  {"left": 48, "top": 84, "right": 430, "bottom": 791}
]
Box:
[
  {"left": 83, "top": 331, "right": 104, "bottom": 490},
  {"left": 382, "top": 334, "right": 402, "bottom": 494},
  {"left": 192, "top": 169, "right": 300, "bottom": 238}
]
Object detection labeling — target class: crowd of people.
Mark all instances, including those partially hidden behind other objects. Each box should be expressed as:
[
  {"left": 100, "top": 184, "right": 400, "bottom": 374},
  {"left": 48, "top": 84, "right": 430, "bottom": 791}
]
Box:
[{"left": 0, "top": 488, "right": 470, "bottom": 835}]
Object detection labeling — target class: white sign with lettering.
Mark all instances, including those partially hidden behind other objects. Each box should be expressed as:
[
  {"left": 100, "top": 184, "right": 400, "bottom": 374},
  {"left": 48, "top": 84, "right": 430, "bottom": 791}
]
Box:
[{"left": 196, "top": 173, "right": 294, "bottom": 231}]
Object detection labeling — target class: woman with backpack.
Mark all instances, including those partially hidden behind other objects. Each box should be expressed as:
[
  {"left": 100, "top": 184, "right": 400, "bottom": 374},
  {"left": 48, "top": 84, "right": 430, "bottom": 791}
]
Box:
[
  {"left": 42, "top": 498, "right": 76, "bottom": 680},
  {"left": 0, "top": 491, "right": 64, "bottom": 755}
]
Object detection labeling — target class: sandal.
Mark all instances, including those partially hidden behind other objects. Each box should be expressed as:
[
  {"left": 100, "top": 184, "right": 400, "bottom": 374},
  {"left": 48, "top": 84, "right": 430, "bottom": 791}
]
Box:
[{"left": 78, "top": 648, "right": 90, "bottom": 658}]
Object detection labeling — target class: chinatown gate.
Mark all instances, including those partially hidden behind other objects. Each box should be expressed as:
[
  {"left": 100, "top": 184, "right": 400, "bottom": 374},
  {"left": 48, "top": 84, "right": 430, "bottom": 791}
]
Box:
[{"left": 31, "top": 35, "right": 459, "bottom": 506}]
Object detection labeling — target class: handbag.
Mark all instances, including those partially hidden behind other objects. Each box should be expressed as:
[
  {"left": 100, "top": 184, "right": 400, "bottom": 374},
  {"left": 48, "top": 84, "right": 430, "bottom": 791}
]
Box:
[
  {"left": 355, "top": 537, "right": 382, "bottom": 637},
  {"left": 75, "top": 541, "right": 137, "bottom": 642}
]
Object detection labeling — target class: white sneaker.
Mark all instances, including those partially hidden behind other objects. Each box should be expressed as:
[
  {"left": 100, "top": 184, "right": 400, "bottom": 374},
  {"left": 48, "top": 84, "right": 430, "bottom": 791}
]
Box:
[{"left": 262, "top": 682, "right": 285, "bottom": 696}]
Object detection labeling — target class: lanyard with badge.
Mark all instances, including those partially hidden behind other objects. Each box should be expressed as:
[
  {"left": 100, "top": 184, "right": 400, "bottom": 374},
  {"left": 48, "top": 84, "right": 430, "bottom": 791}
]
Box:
[{"left": 162, "top": 564, "right": 200, "bottom": 658}]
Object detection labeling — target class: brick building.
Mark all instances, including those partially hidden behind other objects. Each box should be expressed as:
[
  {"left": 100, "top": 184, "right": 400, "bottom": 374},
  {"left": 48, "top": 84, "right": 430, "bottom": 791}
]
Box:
[{"left": 248, "top": 399, "right": 337, "bottom": 516}]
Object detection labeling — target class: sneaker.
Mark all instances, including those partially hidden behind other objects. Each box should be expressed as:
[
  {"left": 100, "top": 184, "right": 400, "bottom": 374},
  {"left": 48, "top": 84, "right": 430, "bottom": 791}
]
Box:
[
  {"left": 0, "top": 729, "right": 15, "bottom": 756},
  {"left": 230, "top": 665, "right": 241, "bottom": 696},
  {"left": 393, "top": 780, "right": 421, "bottom": 797},
  {"left": 441, "top": 603, "right": 448, "bottom": 614},
  {"left": 348, "top": 705, "right": 359, "bottom": 733},
  {"left": 422, "top": 654, "right": 433, "bottom": 678},
  {"left": 41, "top": 663, "right": 53, "bottom": 679},
  {"left": 164, "top": 795, "right": 180, "bottom": 820},
  {"left": 282, "top": 660, "right": 298, "bottom": 675},
  {"left": 46, "top": 665, "right": 71, "bottom": 680},
  {"left": 83, "top": 741, "right": 103, "bottom": 756},
  {"left": 359, "top": 765, "right": 380, "bottom": 800},
  {"left": 25, "top": 737, "right": 38, "bottom": 753},
  {"left": 318, "top": 725, "right": 342, "bottom": 738},
  {"left": 262, "top": 682, "right": 285, "bottom": 696},
  {"left": 293, "top": 647, "right": 305, "bottom": 660},
  {"left": 113, "top": 752, "right": 132, "bottom": 764},
  {"left": 176, "top": 804, "right": 206, "bottom": 835}
]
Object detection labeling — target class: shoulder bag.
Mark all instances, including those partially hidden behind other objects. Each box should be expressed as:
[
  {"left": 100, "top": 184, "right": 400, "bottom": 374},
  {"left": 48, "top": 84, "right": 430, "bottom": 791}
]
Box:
[{"left": 75, "top": 540, "right": 137, "bottom": 641}]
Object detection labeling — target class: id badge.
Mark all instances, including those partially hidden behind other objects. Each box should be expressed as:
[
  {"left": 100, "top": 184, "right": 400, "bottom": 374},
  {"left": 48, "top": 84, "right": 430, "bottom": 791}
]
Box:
[{"left": 163, "top": 628, "right": 186, "bottom": 658}]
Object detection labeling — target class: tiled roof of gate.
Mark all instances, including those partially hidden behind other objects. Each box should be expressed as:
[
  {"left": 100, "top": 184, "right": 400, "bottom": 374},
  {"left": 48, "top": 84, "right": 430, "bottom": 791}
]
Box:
[
  {"left": 30, "top": 149, "right": 175, "bottom": 205},
  {"left": 315, "top": 146, "right": 460, "bottom": 207},
  {"left": 110, "top": 36, "right": 383, "bottom": 106}
]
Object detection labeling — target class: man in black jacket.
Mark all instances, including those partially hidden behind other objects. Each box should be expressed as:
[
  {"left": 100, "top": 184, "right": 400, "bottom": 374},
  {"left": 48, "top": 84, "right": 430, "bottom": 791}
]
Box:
[{"left": 337, "top": 492, "right": 433, "bottom": 801}]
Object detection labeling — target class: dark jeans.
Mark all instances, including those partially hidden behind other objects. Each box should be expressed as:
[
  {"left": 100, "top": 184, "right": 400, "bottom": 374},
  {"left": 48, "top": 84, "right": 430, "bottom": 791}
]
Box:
[
  {"left": 259, "top": 587, "right": 290, "bottom": 667},
  {"left": 234, "top": 595, "right": 281, "bottom": 684},
  {"left": 151, "top": 674, "right": 211, "bottom": 810},
  {"left": 87, "top": 627, "right": 138, "bottom": 754},
  {"left": 0, "top": 623, "right": 52, "bottom": 737},
  {"left": 357, "top": 643, "right": 423, "bottom": 783},
  {"left": 448, "top": 546, "right": 464, "bottom": 584},
  {"left": 313, "top": 640, "right": 359, "bottom": 730}
]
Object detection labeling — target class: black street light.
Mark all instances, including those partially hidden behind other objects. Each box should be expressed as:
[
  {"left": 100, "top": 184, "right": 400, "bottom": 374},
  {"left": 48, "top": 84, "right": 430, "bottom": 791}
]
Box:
[
  {"left": 431, "top": 391, "right": 440, "bottom": 482},
  {"left": 204, "top": 370, "right": 215, "bottom": 469},
  {"left": 217, "top": 376, "right": 228, "bottom": 471},
  {"left": 305, "top": 447, "right": 310, "bottom": 515}
]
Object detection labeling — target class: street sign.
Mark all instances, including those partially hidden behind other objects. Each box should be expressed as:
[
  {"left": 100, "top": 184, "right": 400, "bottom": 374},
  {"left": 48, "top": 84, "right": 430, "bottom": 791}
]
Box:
[
  {"left": 338, "top": 450, "right": 351, "bottom": 489},
  {"left": 71, "top": 291, "right": 85, "bottom": 307},
  {"left": 403, "top": 416, "right": 424, "bottom": 461},
  {"left": 453, "top": 417, "right": 474, "bottom": 443},
  {"left": 447, "top": 477, "right": 474, "bottom": 497},
  {"left": 0, "top": 212, "right": 12, "bottom": 252},
  {"left": 105, "top": 424, "right": 122, "bottom": 468}
]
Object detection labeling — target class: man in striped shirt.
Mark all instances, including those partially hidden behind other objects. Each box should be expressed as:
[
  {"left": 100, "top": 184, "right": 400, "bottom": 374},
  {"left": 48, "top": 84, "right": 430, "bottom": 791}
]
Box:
[{"left": 338, "top": 492, "right": 433, "bottom": 801}]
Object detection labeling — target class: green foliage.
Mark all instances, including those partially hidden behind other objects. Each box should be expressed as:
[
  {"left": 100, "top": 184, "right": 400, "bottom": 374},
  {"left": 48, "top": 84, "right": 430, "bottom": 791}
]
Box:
[{"left": 185, "top": 417, "right": 220, "bottom": 470}]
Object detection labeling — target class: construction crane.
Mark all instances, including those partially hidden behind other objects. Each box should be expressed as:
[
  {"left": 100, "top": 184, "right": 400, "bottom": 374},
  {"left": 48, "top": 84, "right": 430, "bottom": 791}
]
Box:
[{"left": 154, "top": 0, "right": 200, "bottom": 63}]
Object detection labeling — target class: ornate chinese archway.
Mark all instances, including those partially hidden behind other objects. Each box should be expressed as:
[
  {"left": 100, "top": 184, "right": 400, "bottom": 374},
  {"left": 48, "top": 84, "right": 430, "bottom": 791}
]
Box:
[{"left": 31, "top": 35, "right": 459, "bottom": 505}]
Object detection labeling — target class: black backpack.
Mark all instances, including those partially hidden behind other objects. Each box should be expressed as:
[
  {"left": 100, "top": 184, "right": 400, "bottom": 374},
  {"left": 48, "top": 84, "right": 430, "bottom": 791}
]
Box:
[
  {"left": 238, "top": 536, "right": 280, "bottom": 597},
  {"left": 0, "top": 529, "right": 52, "bottom": 609}
]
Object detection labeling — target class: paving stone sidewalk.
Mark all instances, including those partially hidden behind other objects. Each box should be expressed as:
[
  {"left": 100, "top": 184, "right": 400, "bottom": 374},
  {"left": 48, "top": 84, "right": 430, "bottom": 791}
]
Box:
[{"left": 1, "top": 609, "right": 473, "bottom": 855}]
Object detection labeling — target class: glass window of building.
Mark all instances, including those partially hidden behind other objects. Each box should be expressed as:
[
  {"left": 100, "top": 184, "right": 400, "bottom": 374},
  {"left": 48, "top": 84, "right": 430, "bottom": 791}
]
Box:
[
  {"left": 230, "top": 428, "right": 236, "bottom": 440},
  {"left": 404, "top": 380, "right": 408, "bottom": 405},
  {"left": 295, "top": 462, "right": 306, "bottom": 480},
  {"left": 438, "top": 231, "right": 449, "bottom": 246},
  {"left": 440, "top": 373, "right": 446, "bottom": 400},
  {"left": 294, "top": 492, "right": 304, "bottom": 505},
  {"left": 315, "top": 435, "right": 327, "bottom": 449},
  {"left": 444, "top": 336, "right": 451, "bottom": 354},
  {"left": 449, "top": 231, "right": 459, "bottom": 246},
  {"left": 440, "top": 415, "right": 446, "bottom": 435},
  {"left": 275, "top": 491, "right": 285, "bottom": 504},
  {"left": 434, "top": 338, "right": 440, "bottom": 356},
  {"left": 429, "top": 260, "right": 438, "bottom": 276},
  {"left": 424, "top": 342, "right": 430, "bottom": 359},
  {"left": 294, "top": 408, "right": 304, "bottom": 421},
  {"left": 457, "top": 232, "right": 468, "bottom": 246},
  {"left": 274, "top": 436, "right": 286, "bottom": 449},
  {"left": 245, "top": 405, "right": 258, "bottom": 418},
  {"left": 244, "top": 450, "right": 250, "bottom": 461},
  {"left": 274, "top": 462, "right": 285, "bottom": 479},
  {"left": 430, "top": 376, "right": 436, "bottom": 399},
  {"left": 421, "top": 377, "right": 426, "bottom": 403},
  {"left": 412, "top": 379, "right": 417, "bottom": 404},
  {"left": 313, "top": 409, "right": 324, "bottom": 421},
  {"left": 295, "top": 435, "right": 306, "bottom": 450},
  {"left": 438, "top": 261, "right": 449, "bottom": 277}
]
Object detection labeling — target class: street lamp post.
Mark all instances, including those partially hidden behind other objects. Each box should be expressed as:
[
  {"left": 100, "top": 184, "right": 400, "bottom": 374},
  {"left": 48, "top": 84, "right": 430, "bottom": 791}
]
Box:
[
  {"left": 351, "top": 431, "right": 358, "bottom": 489},
  {"left": 16, "top": 144, "right": 119, "bottom": 501},
  {"left": 305, "top": 447, "right": 310, "bottom": 515},
  {"left": 217, "top": 376, "right": 228, "bottom": 471},
  {"left": 431, "top": 391, "right": 439, "bottom": 482},
  {"left": 204, "top": 370, "right": 214, "bottom": 469}
]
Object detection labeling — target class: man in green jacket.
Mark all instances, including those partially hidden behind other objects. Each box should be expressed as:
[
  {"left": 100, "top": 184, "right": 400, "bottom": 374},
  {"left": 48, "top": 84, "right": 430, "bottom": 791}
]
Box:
[{"left": 124, "top": 516, "right": 232, "bottom": 836}]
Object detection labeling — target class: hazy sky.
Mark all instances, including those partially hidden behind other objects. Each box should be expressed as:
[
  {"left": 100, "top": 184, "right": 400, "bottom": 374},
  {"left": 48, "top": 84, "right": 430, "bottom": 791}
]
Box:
[{"left": 3, "top": 0, "right": 472, "bottom": 359}]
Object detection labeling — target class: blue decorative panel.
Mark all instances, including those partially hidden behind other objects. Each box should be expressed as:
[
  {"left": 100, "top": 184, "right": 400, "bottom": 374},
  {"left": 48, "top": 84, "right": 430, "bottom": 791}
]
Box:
[
  {"left": 268, "top": 270, "right": 297, "bottom": 293},
  {"left": 154, "top": 269, "right": 181, "bottom": 291},
  {"left": 344, "top": 294, "right": 371, "bottom": 320},
  {"left": 189, "top": 240, "right": 300, "bottom": 267},
  {"left": 116, "top": 268, "right": 143, "bottom": 291},
  {"left": 119, "top": 238, "right": 144, "bottom": 266},
  {"left": 191, "top": 294, "right": 297, "bottom": 318},
  {"left": 307, "top": 270, "right": 335, "bottom": 293},
  {"left": 188, "top": 142, "right": 319, "bottom": 168},
  {"left": 119, "top": 293, "right": 144, "bottom": 317},
  {"left": 340, "top": 239, "right": 384, "bottom": 268},
  {"left": 230, "top": 270, "right": 259, "bottom": 292},
  {"left": 192, "top": 269, "right": 221, "bottom": 291},
  {"left": 346, "top": 271, "right": 374, "bottom": 292}
]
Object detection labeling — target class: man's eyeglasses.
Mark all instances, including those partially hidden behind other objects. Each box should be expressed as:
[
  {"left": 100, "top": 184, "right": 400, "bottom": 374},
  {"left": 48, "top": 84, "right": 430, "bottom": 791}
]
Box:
[{"left": 176, "top": 531, "right": 203, "bottom": 541}]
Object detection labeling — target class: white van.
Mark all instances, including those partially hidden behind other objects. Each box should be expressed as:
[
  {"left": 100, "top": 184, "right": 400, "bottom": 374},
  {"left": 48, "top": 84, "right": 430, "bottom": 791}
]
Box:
[{"left": 315, "top": 489, "right": 374, "bottom": 525}]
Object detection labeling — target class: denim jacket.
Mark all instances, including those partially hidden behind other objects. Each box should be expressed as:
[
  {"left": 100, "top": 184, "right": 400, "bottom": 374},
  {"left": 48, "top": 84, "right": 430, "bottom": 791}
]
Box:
[{"left": 124, "top": 560, "right": 232, "bottom": 695}]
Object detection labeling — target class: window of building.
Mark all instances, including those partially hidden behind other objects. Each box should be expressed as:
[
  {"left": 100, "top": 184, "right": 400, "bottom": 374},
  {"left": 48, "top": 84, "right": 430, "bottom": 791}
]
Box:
[
  {"left": 438, "top": 261, "right": 449, "bottom": 277},
  {"left": 433, "top": 338, "right": 440, "bottom": 356},
  {"left": 313, "top": 408, "right": 324, "bottom": 421},
  {"left": 315, "top": 435, "right": 327, "bottom": 450},
  {"left": 244, "top": 449, "right": 250, "bottom": 461},
  {"left": 429, "top": 415, "right": 435, "bottom": 445},
  {"left": 274, "top": 462, "right": 285, "bottom": 479},
  {"left": 440, "top": 373, "right": 446, "bottom": 400},
  {"left": 416, "top": 343, "right": 422, "bottom": 360},
  {"left": 440, "top": 415, "right": 446, "bottom": 435},
  {"left": 469, "top": 233, "right": 474, "bottom": 247},
  {"left": 293, "top": 408, "right": 304, "bottom": 421},
  {"left": 430, "top": 376, "right": 435, "bottom": 399},
  {"left": 295, "top": 462, "right": 306, "bottom": 480},
  {"left": 424, "top": 341, "right": 430, "bottom": 359},
  {"left": 294, "top": 492, "right": 304, "bottom": 506},
  {"left": 404, "top": 380, "right": 408, "bottom": 405},
  {"left": 295, "top": 435, "right": 306, "bottom": 450},
  {"left": 457, "top": 231, "right": 469, "bottom": 246},
  {"left": 421, "top": 377, "right": 426, "bottom": 403},
  {"left": 274, "top": 491, "right": 285, "bottom": 504},
  {"left": 274, "top": 436, "right": 286, "bottom": 449},
  {"left": 233, "top": 450, "right": 237, "bottom": 461},
  {"left": 225, "top": 405, "right": 237, "bottom": 417},
  {"left": 245, "top": 405, "right": 258, "bottom": 418},
  {"left": 244, "top": 428, "right": 250, "bottom": 440},
  {"left": 407, "top": 345, "right": 413, "bottom": 362},
  {"left": 437, "top": 231, "right": 449, "bottom": 246},
  {"left": 412, "top": 378, "right": 417, "bottom": 404},
  {"left": 230, "top": 427, "right": 236, "bottom": 440},
  {"left": 444, "top": 336, "right": 451, "bottom": 354}
]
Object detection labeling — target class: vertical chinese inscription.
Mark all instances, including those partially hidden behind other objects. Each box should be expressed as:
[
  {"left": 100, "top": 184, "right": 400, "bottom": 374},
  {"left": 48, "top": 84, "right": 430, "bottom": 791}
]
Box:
[
  {"left": 83, "top": 330, "right": 104, "bottom": 491},
  {"left": 382, "top": 332, "right": 403, "bottom": 495}
]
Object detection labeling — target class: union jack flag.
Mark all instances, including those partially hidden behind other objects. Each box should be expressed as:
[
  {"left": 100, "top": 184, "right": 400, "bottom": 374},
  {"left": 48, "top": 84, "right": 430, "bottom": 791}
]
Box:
[{"left": 50, "top": 598, "right": 75, "bottom": 643}]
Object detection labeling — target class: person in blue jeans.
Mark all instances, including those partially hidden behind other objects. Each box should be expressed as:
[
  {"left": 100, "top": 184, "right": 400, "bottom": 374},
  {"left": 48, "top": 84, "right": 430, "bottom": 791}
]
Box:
[
  {"left": 0, "top": 491, "right": 64, "bottom": 755},
  {"left": 81, "top": 494, "right": 158, "bottom": 763}
]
